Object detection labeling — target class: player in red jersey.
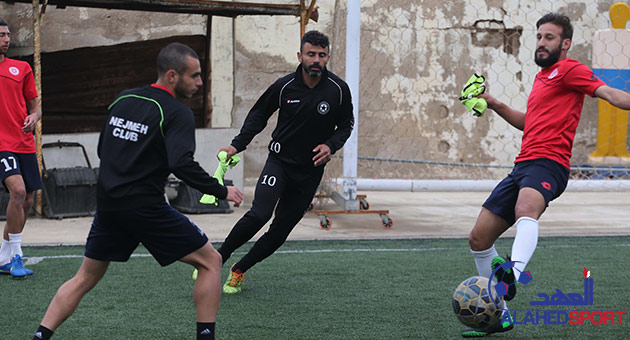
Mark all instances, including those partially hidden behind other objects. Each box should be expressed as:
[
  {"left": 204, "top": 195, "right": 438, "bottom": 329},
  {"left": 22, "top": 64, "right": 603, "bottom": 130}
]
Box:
[
  {"left": 0, "top": 17, "right": 42, "bottom": 279},
  {"left": 463, "top": 13, "right": 630, "bottom": 337}
]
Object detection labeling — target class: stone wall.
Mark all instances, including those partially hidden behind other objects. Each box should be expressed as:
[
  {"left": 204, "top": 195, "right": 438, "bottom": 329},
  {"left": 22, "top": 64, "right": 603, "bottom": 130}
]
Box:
[{"left": 2, "top": 0, "right": 625, "bottom": 181}]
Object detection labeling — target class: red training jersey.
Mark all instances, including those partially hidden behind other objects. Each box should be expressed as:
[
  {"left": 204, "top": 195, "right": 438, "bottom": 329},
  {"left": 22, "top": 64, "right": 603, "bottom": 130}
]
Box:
[
  {"left": 515, "top": 58, "right": 606, "bottom": 169},
  {"left": 0, "top": 57, "right": 39, "bottom": 153}
]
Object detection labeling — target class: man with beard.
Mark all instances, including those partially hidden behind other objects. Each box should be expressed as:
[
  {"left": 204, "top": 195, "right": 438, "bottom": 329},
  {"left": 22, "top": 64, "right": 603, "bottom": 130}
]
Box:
[
  {"left": 463, "top": 13, "right": 630, "bottom": 337},
  {"left": 215, "top": 30, "right": 354, "bottom": 294},
  {"left": 32, "top": 43, "right": 243, "bottom": 340},
  {"left": 0, "top": 17, "right": 42, "bottom": 279}
]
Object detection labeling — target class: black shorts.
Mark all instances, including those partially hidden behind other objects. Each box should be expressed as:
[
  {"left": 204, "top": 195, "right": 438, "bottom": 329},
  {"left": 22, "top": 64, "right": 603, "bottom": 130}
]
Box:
[
  {"left": 85, "top": 202, "right": 209, "bottom": 266},
  {"left": 483, "top": 158, "right": 569, "bottom": 226},
  {"left": 0, "top": 151, "right": 43, "bottom": 192}
]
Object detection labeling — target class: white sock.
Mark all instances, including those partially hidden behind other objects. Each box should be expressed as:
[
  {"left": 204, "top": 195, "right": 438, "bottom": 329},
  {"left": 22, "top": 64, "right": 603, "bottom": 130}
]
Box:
[
  {"left": 0, "top": 239, "right": 10, "bottom": 264},
  {"left": 472, "top": 245, "right": 509, "bottom": 311},
  {"left": 511, "top": 217, "right": 539, "bottom": 281},
  {"left": 8, "top": 233, "right": 23, "bottom": 258},
  {"left": 471, "top": 245, "right": 498, "bottom": 279}
]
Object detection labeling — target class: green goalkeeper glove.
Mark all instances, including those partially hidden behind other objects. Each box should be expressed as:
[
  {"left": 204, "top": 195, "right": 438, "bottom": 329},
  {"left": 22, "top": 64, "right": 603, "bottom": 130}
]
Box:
[
  {"left": 199, "top": 151, "right": 240, "bottom": 205},
  {"left": 459, "top": 73, "right": 487, "bottom": 117}
]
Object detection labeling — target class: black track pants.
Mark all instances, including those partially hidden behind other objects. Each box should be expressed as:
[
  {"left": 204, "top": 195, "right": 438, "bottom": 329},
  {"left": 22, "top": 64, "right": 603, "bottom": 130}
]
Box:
[{"left": 218, "top": 156, "right": 323, "bottom": 272}]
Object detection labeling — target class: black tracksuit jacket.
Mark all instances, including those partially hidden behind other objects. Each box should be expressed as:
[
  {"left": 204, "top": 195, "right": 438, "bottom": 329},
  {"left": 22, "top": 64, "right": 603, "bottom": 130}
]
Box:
[
  {"left": 231, "top": 65, "right": 354, "bottom": 168},
  {"left": 96, "top": 85, "right": 226, "bottom": 211}
]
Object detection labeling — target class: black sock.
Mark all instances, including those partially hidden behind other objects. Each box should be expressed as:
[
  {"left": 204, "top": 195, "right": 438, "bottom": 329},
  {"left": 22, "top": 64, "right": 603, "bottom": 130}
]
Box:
[
  {"left": 197, "top": 322, "right": 215, "bottom": 340},
  {"left": 33, "top": 325, "right": 54, "bottom": 340},
  {"left": 231, "top": 263, "right": 243, "bottom": 273}
]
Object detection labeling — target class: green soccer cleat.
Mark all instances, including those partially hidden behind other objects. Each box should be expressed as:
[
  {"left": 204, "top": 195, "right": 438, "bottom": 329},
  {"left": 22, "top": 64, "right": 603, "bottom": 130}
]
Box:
[
  {"left": 492, "top": 256, "right": 516, "bottom": 301},
  {"left": 461, "top": 311, "right": 514, "bottom": 337},
  {"left": 222, "top": 264, "right": 245, "bottom": 294}
]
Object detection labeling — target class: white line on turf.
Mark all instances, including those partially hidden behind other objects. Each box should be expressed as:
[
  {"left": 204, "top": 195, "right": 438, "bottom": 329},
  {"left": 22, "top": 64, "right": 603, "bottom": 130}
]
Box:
[{"left": 23, "top": 243, "right": 630, "bottom": 265}]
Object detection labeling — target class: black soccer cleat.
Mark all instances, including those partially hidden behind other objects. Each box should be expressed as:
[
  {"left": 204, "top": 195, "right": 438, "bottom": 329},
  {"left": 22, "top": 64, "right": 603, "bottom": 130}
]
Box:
[
  {"left": 491, "top": 256, "right": 516, "bottom": 301},
  {"left": 461, "top": 312, "right": 514, "bottom": 338}
]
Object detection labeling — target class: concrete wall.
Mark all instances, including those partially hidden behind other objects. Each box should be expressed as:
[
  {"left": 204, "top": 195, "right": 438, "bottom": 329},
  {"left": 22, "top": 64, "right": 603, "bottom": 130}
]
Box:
[{"left": 2, "top": 0, "right": 626, "bottom": 181}]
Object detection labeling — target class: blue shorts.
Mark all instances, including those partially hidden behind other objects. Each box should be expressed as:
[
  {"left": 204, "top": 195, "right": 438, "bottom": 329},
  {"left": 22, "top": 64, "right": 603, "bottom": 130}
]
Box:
[
  {"left": 0, "top": 151, "right": 43, "bottom": 192},
  {"left": 483, "top": 158, "right": 569, "bottom": 226},
  {"left": 85, "top": 202, "right": 209, "bottom": 266}
]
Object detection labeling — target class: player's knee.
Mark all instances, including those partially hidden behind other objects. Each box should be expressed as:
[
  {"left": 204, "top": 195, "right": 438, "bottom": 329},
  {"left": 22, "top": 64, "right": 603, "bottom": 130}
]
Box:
[
  {"left": 247, "top": 209, "right": 273, "bottom": 225},
  {"left": 197, "top": 246, "right": 222, "bottom": 272},
  {"left": 72, "top": 273, "right": 101, "bottom": 292},
  {"left": 514, "top": 202, "right": 541, "bottom": 220},
  {"left": 8, "top": 187, "right": 27, "bottom": 205},
  {"left": 23, "top": 193, "right": 34, "bottom": 210},
  {"left": 208, "top": 247, "right": 222, "bottom": 269},
  {"left": 468, "top": 230, "right": 489, "bottom": 251}
]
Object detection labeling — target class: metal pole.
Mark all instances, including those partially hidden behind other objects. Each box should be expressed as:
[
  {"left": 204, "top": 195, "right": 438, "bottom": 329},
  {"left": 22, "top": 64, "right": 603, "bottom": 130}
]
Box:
[{"left": 343, "top": 0, "right": 359, "bottom": 203}]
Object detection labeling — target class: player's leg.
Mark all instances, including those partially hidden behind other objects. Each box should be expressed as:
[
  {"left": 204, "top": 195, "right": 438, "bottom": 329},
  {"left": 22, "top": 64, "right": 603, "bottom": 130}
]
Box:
[
  {"left": 468, "top": 207, "right": 510, "bottom": 277},
  {"left": 180, "top": 242, "right": 222, "bottom": 340},
  {"left": 509, "top": 187, "right": 545, "bottom": 281},
  {"left": 469, "top": 174, "right": 518, "bottom": 278},
  {"left": 510, "top": 159, "right": 569, "bottom": 281},
  {"left": 218, "top": 157, "right": 286, "bottom": 264},
  {"left": 1, "top": 152, "right": 41, "bottom": 277},
  {"left": 34, "top": 257, "right": 110, "bottom": 340},
  {"left": 464, "top": 177, "right": 517, "bottom": 337},
  {"left": 219, "top": 159, "right": 287, "bottom": 294},
  {"left": 3, "top": 174, "right": 27, "bottom": 238},
  {"left": 2, "top": 174, "right": 29, "bottom": 278},
  {"left": 136, "top": 202, "right": 220, "bottom": 340},
  {"left": 33, "top": 210, "right": 139, "bottom": 340},
  {"left": 464, "top": 210, "right": 515, "bottom": 337},
  {"left": 3, "top": 152, "right": 42, "bottom": 236},
  {"left": 235, "top": 168, "right": 322, "bottom": 273}
]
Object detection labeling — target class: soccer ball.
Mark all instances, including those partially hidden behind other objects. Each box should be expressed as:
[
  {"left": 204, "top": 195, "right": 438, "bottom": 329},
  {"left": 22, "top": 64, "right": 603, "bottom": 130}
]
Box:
[{"left": 452, "top": 276, "right": 503, "bottom": 328}]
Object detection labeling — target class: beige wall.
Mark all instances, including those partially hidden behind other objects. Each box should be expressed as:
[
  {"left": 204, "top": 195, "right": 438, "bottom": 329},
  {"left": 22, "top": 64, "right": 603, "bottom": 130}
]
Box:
[{"left": 2, "top": 0, "right": 625, "bottom": 181}]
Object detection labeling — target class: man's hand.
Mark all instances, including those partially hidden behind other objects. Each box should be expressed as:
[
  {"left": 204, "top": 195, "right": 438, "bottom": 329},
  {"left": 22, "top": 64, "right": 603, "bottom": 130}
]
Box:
[
  {"left": 22, "top": 113, "right": 40, "bottom": 133},
  {"left": 478, "top": 93, "right": 500, "bottom": 111},
  {"left": 225, "top": 186, "right": 243, "bottom": 207},
  {"left": 218, "top": 145, "right": 238, "bottom": 160},
  {"left": 312, "top": 144, "right": 331, "bottom": 167}
]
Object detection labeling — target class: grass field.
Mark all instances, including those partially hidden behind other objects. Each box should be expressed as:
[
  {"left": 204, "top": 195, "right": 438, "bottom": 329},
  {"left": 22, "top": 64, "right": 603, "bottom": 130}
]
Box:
[{"left": 2, "top": 236, "right": 629, "bottom": 339}]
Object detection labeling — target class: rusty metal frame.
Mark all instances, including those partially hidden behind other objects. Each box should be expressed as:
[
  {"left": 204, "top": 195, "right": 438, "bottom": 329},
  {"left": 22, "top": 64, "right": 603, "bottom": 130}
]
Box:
[{"left": 5, "top": 0, "right": 318, "bottom": 18}]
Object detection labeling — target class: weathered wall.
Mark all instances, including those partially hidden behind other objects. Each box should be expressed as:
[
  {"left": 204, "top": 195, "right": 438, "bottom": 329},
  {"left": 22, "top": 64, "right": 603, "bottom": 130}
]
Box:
[
  {"left": 345, "top": 0, "right": 624, "bottom": 179},
  {"left": 0, "top": 5, "right": 207, "bottom": 54},
  {"left": 1, "top": 0, "right": 626, "bottom": 181}
]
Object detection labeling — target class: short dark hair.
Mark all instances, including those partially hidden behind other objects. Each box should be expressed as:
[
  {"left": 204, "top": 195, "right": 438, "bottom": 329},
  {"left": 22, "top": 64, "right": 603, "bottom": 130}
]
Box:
[
  {"left": 156, "top": 43, "right": 199, "bottom": 77},
  {"left": 0, "top": 17, "right": 8, "bottom": 26},
  {"left": 536, "top": 13, "right": 573, "bottom": 40},
  {"left": 301, "top": 30, "right": 329, "bottom": 51}
]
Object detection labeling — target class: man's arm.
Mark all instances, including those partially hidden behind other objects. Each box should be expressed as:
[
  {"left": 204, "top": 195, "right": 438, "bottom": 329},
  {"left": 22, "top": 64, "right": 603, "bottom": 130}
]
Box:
[
  {"left": 229, "top": 81, "right": 281, "bottom": 153},
  {"left": 478, "top": 93, "right": 526, "bottom": 131},
  {"left": 164, "top": 107, "right": 236, "bottom": 201},
  {"left": 594, "top": 85, "right": 630, "bottom": 110},
  {"left": 22, "top": 97, "right": 42, "bottom": 133}
]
